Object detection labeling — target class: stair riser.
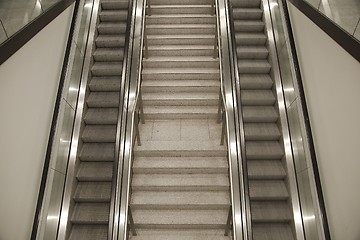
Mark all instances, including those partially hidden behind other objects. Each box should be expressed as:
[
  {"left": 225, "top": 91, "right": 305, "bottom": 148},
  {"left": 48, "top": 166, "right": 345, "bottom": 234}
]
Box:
[
  {"left": 133, "top": 168, "right": 228, "bottom": 174},
  {"left": 147, "top": 17, "right": 216, "bottom": 25},
  {"left": 135, "top": 149, "right": 225, "bottom": 157},
  {"left": 147, "top": 27, "right": 216, "bottom": 35},
  {"left": 143, "top": 99, "right": 218, "bottom": 106},
  {"left": 134, "top": 224, "right": 226, "bottom": 229},
  {"left": 147, "top": 48, "right": 215, "bottom": 57},
  {"left": 150, "top": 0, "right": 214, "bottom": 5},
  {"left": 144, "top": 112, "right": 218, "bottom": 120},
  {"left": 142, "top": 86, "right": 219, "bottom": 93},
  {"left": 143, "top": 61, "right": 218, "bottom": 68},
  {"left": 142, "top": 73, "right": 219, "bottom": 80},
  {"left": 148, "top": 37, "right": 214, "bottom": 45},
  {"left": 149, "top": 7, "right": 213, "bottom": 15},
  {"left": 131, "top": 204, "right": 229, "bottom": 210},
  {"left": 132, "top": 186, "right": 229, "bottom": 191}
]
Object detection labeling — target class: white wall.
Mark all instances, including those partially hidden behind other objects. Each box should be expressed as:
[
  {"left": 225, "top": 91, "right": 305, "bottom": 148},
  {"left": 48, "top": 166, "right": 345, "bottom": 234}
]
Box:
[
  {"left": 288, "top": 4, "right": 360, "bottom": 240},
  {"left": 0, "top": 5, "right": 73, "bottom": 240}
]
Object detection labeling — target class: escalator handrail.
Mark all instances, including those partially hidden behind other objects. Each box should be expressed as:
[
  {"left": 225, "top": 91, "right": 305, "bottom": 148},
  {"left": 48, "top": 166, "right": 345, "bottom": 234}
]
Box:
[
  {"left": 261, "top": 0, "right": 306, "bottom": 239},
  {"left": 114, "top": 0, "right": 147, "bottom": 238},
  {"left": 215, "top": 0, "right": 248, "bottom": 239},
  {"left": 225, "top": 0, "right": 253, "bottom": 238},
  {"left": 110, "top": 0, "right": 137, "bottom": 238}
]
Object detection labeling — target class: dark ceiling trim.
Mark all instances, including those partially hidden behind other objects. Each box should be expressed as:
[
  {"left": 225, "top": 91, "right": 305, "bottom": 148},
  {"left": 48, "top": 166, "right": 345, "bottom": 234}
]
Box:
[
  {"left": 288, "top": 0, "right": 360, "bottom": 62},
  {"left": 0, "top": 0, "right": 76, "bottom": 65}
]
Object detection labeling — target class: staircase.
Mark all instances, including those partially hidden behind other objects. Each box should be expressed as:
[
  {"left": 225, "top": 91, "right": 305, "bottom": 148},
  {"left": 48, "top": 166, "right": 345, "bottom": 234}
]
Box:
[
  {"left": 129, "top": 0, "right": 231, "bottom": 238},
  {"left": 231, "top": 0, "right": 296, "bottom": 239},
  {"left": 68, "top": 0, "right": 129, "bottom": 239}
]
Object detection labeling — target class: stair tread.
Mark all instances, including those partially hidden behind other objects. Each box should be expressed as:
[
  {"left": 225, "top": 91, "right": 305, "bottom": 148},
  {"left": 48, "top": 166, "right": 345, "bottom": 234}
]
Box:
[
  {"left": 129, "top": 229, "right": 231, "bottom": 240},
  {"left": 142, "top": 79, "right": 219, "bottom": 87},
  {"left": 71, "top": 203, "right": 109, "bottom": 223},
  {"left": 131, "top": 191, "right": 230, "bottom": 207},
  {"left": 132, "top": 209, "right": 228, "bottom": 226},
  {"left": 147, "top": 24, "right": 215, "bottom": 28},
  {"left": 133, "top": 156, "right": 227, "bottom": 170},
  {"left": 74, "top": 182, "right": 112, "bottom": 202},
  {"left": 135, "top": 140, "right": 225, "bottom": 152},
  {"left": 96, "top": 35, "right": 125, "bottom": 47},
  {"left": 132, "top": 173, "right": 229, "bottom": 188},
  {"left": 143, "top": 56, "right": 218, "bottom": 61},
  {"left": 80, "top": 143, "right": 115, "bottom": 161},
  {"left": 77, "top": 162, "right": 113, "bottom": 181},
  {"left": 143, "top": 92, "right": 218, "bottom": 100},
  {"left": 143, "top": 68, "right": 219, "bottom": 74}
]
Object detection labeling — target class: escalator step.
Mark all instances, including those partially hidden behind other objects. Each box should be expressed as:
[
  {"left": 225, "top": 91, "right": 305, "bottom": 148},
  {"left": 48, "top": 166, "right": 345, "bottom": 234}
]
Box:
[
  {"left": 93, "top": 48, "right": 125, "bottom": 62},
  {"left": 80, "top": 143, "right": 115, "bottom": 161},
  {"left": 252, "top": 223, "right": 294, "bottom": 240},
  {"left": 234, "top": 20, "right": 265, "bottom": 32},
  {"left": 71, "top": 203, "right": 110, "bottom": 224},
  {"left": 241, "top": 90, "right": 276, "bottom": 105},
  {"left": 238, "top": 60, "right": 271, "bottom": 74},
  {"left": 246, "top": 141, "right": 283, "bottom": 159},
  {"left": 239, "top": 74, "right": 273, "bottom": 89},
  {"left": 243, "top": 106, "right": 278, "bottom": 123},
  {"left": 97, "top": 22, "right": 127, "bottom": 34},
  {"left": 77, "top": 162, "right": 113, "bottom": 181},
  {"left": 251, "top": 201, "right": 292, "bottom": 222},
  {"left": 74, "top": 182, "right": 112, "bottom": 202},
  {"left": 244, "top": 123, "right": 280, "bottom": 140},
  {"left": 87, "top": 92, "right": 120, "bottom": 108},
  {"left": 233, "top": 8, "right": 263, "bottom": 20},
  {"left": 96, "top": 35, "right": 126, "bottom": 48},
  {"left": 81, "top": 125, "right": 116, "bottom": 143},
  {"left": 89, "top": 77, "right": 121, "bottom": 91},
  {"left": 84, "top": 108, "right": 118, "bottom": 125},
  {"left": 101, "top": 0, "right": 129, "bottom": 10},
  {"left": 236, "top": 46, "right": 268, "bottom": 59},
  {"left": 232, "top": 0, "right": 261, "bottom": 8},
  {"left": 247, "top": 160, "right": 286, "bottom": 179},
  {"left": 235, "top": 33, "right": 266, "bottom": 45},
  {"left": 249, "top": 180, "right": 289, "bottom": 200},
  {"left": 69, "top": 225, "right": 107, "bottom": 240},
  {"left": 91, "top": 62, "right": 123, "bottom": 76},
  {"left": 99, "top": 10, "right": 128, "bottom": 22}
]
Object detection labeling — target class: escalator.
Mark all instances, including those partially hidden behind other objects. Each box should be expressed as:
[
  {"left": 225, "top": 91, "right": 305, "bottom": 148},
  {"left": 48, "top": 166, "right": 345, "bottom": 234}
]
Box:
[
  {"left": 60, "top": 0, "right": 132, "bottom": 239},
  {"left": 230, "top": 0, "right": 299, "bottom": 239}
]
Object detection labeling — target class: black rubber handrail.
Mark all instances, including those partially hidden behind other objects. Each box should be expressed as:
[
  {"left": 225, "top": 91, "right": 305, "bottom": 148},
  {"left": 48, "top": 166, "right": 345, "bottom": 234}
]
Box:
[
  {"left": 0, "top": 0, "right": 76, "bottom": 65},
  {"left": 281, "top": 0, "right": 332, "bottom": 239},
  {"left": 287, "top": 0, "right": 360, "bottom": 62},
  {"left": 29, "top": 1, "right": 79, "bottom": 239}
]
